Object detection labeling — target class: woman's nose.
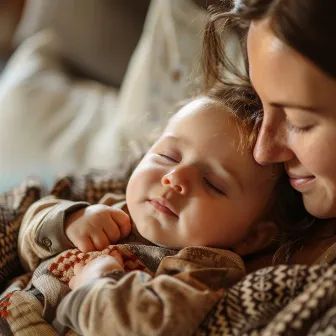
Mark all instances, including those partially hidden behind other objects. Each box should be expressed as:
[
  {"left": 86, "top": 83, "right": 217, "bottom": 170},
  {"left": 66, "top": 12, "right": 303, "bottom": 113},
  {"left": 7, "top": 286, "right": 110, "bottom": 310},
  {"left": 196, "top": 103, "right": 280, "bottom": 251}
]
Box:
[
  {"left": 254, "top": 119, "right": 295, "bottom": 165},
  {"left": 161, "top": 168, "right": 189, "bottom": 195}
]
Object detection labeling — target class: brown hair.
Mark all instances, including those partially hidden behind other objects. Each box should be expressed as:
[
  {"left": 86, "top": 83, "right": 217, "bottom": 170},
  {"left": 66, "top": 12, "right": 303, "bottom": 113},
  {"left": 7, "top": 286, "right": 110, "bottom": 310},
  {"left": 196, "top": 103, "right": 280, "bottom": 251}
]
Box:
[
  {"left": 206, "top": 85, "right": 262, "bottom": 149},
  {"left": 203, "top": 0, "right": 336, "bottom": 89},
  {"left": 202, "top": 0, "right": 336, "bottom": 262}
]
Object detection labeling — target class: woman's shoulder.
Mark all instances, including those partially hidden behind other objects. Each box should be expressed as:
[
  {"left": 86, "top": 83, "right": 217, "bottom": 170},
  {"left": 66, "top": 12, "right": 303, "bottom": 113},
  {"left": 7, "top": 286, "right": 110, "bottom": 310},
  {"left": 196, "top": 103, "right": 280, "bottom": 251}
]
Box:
[
  {"left": 245, "top": 231, "right": 336, "bottom": 273},
  {"left": 314, "top": 241, "right": 336, "bottom": 265},
  {"left": 292, "top": 221, "right": 336, "bottom": 265}
]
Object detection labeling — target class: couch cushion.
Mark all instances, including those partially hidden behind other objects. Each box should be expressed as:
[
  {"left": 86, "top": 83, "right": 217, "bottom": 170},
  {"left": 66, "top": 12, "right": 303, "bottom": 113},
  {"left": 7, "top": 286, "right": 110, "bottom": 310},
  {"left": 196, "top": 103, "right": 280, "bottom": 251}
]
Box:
[
  {"left": 0, "top": 30, "right": 120, "bottom": 192},
  {"left": 14, "top": 0, "right": 151, "bottom": 87}
]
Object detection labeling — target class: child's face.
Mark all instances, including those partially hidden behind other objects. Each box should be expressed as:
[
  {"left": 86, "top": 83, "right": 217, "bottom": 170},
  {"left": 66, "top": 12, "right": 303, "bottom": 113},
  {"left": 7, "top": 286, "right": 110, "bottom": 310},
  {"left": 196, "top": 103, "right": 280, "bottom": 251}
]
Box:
[{"left": 126, "top": 98, "right": 277, "bottom": 250}]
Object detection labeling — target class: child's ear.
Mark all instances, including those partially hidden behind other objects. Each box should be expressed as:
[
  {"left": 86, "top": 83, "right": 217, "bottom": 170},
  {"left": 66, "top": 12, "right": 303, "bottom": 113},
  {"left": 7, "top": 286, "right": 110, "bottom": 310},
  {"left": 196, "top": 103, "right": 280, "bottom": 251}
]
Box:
[{"left": 231, "top": 221, "right": 278, "bottom": 256}]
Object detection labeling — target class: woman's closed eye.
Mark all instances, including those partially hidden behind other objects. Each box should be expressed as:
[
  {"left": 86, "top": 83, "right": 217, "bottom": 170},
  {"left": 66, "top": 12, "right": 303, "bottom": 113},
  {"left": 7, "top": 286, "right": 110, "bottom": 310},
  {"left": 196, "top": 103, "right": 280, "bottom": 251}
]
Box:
[
  {"left": 285, "top": 119, "right": 314, "bottom": 133},
  {"left": 284, "top": 110, "right": 316, "bottom": 134},
  {"left": 203, "top": 178, "right": 226, "bottom": 195}
]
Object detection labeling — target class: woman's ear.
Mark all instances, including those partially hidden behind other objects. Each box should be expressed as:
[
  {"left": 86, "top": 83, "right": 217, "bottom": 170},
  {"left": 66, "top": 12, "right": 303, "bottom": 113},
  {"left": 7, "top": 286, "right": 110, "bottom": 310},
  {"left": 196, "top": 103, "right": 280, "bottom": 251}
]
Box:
[{"left": 231, "top": 221, "right": 278, "bottom": 256}]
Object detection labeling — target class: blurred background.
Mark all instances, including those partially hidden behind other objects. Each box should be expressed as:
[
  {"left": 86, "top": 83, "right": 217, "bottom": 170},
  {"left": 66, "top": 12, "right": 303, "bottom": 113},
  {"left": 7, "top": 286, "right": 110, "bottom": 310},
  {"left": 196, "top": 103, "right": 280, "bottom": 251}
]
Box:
[{"left": 0, "top": 0, "right": 243, "bottom": 193}]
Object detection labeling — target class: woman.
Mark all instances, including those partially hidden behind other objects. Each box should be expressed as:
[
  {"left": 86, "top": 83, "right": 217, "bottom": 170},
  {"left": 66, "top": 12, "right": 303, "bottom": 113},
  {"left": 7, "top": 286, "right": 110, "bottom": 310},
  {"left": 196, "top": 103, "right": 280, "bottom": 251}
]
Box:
[
  {"left": 203, "top": 0, "right": 336, "bottom": 266},
  {"left": 192, "top": 2, "right": 336, "bottom": 334},
  {"left": 194, "top": 2, "right": 336, "bottom": 335}
]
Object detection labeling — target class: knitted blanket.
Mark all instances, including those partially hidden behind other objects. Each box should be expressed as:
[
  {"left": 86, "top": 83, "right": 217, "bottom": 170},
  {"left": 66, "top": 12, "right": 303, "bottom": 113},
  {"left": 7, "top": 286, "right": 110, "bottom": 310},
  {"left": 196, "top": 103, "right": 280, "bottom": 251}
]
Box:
[
  {"left": 0, "top": 173, "right": 129, "bottom": 291},
  {"left": 0, "top": 178, "right": 42, "bottom": 290},
  {"left": 196, "top": 263, "right": 336, "bottom": 335},
  {"left": 48, "top": 245, "right": 150, "bottom": 285}
]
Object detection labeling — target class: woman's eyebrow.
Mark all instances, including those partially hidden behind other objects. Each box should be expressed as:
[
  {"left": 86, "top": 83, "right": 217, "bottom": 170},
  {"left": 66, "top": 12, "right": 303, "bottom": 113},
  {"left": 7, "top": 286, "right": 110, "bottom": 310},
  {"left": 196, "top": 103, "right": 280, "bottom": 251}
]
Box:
[
  {"left": 269, "top": 102, "right": 320, "bottom": 112},
  {"left": 249, "top": 79, "right": 319, "bottom": 112}
]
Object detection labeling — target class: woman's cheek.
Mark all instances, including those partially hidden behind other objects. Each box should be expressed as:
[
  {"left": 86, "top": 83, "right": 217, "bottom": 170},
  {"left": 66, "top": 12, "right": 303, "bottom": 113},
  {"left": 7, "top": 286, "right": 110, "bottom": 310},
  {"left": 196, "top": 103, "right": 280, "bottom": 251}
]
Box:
[{"left": 303, "top": 140, "right": 334, "bottom": 175}]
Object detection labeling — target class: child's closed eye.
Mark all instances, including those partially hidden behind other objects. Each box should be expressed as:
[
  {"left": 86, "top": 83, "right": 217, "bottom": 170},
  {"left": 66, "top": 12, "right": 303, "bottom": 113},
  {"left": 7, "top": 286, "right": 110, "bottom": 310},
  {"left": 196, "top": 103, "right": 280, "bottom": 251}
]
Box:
[
  {"left": 203, "top": 178, "right": 226, "bottom": 195},
  {"left": 158, "top": 153, "right": 180, "bottom": 163}
]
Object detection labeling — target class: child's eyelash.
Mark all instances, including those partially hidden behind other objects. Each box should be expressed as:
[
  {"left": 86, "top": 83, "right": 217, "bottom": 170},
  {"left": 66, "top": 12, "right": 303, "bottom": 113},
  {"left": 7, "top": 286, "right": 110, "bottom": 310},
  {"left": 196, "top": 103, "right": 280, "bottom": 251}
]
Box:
[
  {"left": 203, "top": 178, "right": 225, "bottom": 195},
  {"left": 158, "top": 153, "right": 179, "bottom": 163},
  {"left": 158, "top": 154, "right": 226, "bottom": 196}
]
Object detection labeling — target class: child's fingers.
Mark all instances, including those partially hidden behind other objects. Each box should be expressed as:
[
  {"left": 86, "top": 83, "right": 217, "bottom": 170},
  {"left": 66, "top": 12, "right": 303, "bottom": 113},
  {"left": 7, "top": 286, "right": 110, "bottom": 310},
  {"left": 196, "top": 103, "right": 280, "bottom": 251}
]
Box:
[
  {"left": 110, "top": 250, "right": 124, "bottom": 267},
  {"left": 74, "top": 262, "right": 85, "bottom": 274},
  {"left": 74, "top": 236, "right": 95, "bottom": 253},
  {"left": 69, "top": 277, "right": 76, "bottom": 290},
  {"left": 90, "top": 230, "right": 110, "bottom": 251},
  {"left": 109, "top": 209, "right": 131, "bottom": 238},
  {"left": 103, "top": 220, "right": 121, "bottom": 244}
]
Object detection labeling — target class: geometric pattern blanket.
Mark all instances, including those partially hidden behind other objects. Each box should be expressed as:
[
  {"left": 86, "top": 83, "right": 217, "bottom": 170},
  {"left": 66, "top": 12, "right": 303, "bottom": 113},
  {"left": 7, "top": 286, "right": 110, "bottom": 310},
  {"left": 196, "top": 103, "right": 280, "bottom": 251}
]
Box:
[
  {"left": 195, "top": 262, "right": 336, "bottom": 336},
  {"left": 0, "top": 171, "right": 130, "bottom": 291},
  {"left": 0, "top": 178, "right": 42, "bottom": 291},
  {"left": 48, "top": 245, "right": 149, "bottom": 285}
]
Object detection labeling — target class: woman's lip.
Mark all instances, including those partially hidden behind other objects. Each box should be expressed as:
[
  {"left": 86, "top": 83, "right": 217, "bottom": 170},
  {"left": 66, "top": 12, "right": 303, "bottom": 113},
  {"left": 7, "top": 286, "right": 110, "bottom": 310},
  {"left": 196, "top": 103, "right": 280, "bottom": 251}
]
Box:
[
  {"left": 149, "top": 199, "right": 178, "bottom": 218},
  {"left": 289, "top": 175, "right": 315, "bottom": 191}
]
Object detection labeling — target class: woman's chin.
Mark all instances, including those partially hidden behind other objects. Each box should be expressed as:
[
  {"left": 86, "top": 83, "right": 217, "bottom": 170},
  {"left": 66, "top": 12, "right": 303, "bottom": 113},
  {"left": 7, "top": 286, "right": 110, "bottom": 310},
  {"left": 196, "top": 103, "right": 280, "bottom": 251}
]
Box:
[{"left": 303, "top": 194, "right": 336, "bottom": 219}]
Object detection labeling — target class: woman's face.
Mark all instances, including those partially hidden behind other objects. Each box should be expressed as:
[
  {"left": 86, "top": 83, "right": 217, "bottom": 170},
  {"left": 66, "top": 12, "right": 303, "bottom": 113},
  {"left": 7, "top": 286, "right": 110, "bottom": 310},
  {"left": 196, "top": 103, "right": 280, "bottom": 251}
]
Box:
[{"left": 247, "top": 19, "right": 336, "bottom": 218}]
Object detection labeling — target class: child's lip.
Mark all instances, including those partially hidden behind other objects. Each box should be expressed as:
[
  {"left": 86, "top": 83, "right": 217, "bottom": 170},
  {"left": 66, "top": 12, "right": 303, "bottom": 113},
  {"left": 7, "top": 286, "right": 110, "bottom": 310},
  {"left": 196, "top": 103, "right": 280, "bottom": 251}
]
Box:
[{"left": 149, "top": 198, "right": 179, "bottom": 217}]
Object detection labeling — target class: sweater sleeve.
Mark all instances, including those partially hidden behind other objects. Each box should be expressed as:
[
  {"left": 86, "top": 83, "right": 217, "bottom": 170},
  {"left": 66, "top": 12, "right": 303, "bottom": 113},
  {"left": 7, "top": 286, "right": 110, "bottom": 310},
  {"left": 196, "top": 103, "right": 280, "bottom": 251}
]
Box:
[
  {"left": 16, "top": 169, "right": 133, "bottom": 273},
  {"left": 18, "top": 196, "right": 90, "bottom": 271},
  {"left": 55, "top": 247, "right": 245, "bottom": 336},
  {"left": 55, "top": 272, "right": 221, "bottom": 336}
]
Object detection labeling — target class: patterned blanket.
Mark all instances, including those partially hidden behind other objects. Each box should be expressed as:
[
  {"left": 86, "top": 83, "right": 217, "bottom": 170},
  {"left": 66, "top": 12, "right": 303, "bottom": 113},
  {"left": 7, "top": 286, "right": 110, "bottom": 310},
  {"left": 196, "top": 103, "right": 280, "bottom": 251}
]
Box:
[
  {"left": 0, "top": 172, "right": 130, "bottom": 291},
  {"left": 0, "top": 174, "right": 335, "bottom": 335},
  {"left": 196, "top": 263, "right": 336, "bottom": 335},
  {"left": 0, "top": 178, "right": 42, "bottom": 290}
]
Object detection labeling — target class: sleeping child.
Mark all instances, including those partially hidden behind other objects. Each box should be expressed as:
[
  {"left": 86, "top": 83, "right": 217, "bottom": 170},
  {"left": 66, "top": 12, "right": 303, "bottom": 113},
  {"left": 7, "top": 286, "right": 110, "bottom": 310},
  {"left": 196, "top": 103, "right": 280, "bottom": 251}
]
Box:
[{"left": 1, "top": 89, "right": 289, "bottom": 336}]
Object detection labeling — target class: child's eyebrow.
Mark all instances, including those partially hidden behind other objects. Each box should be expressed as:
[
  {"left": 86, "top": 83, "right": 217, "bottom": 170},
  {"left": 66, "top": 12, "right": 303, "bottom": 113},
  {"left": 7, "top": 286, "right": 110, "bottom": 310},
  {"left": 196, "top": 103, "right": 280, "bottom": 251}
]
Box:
[
  {"left": 210, "top": 160, "right": 243, "bottom": 192},
  {"left": 163, "top": 133, "right": 243, "bottom": 191},
  {"left": 163, "top": 133, "right": 191, "bottom": 146}
]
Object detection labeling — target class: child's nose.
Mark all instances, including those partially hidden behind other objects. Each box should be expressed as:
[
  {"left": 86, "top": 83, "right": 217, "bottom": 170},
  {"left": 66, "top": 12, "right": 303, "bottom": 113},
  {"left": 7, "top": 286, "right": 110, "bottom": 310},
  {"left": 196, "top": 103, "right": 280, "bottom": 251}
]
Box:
[{"left": 161, "top": 168, "right": 189, "bottom": 195}]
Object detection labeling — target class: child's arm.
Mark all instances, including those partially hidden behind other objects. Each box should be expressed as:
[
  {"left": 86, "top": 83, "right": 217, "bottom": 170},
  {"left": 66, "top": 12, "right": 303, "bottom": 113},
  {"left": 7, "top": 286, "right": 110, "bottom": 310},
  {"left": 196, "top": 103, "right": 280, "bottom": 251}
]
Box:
[
  {"left": 18, "top": 196, "right": 90, "bottom": 271},
  {"left": 17, "top": 171, "right": 133, "bottom": 272},
  {"left": 55, "top": 249, "right": 245, "bottom": 336},
  {"left": 64, "top": 203, "right": 131, "bottom": 252},
  {"left": 18, "top": 196, "right": 131, "bottom": 272}
]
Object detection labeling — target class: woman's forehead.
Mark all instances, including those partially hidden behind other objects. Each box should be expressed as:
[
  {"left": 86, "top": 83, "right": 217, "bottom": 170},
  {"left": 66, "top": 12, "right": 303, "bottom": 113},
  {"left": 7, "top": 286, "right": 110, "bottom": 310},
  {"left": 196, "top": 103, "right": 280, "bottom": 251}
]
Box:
[
  {"left": 247, "top": 20, "right": 336, "bottom": 105},
  {"left": 248, "top": 20, "right": 284, "bottom": 55}
]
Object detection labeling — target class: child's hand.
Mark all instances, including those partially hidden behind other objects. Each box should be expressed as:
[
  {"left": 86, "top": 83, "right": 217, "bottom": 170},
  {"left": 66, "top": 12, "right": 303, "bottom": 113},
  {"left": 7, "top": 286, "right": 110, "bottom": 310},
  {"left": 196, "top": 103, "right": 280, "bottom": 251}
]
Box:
[
  {"left": 69, "top": 251, "right": 124, "bottom": 290},
  {"left": 65, "top": 205, "right": 131, "bottom": 252}
]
